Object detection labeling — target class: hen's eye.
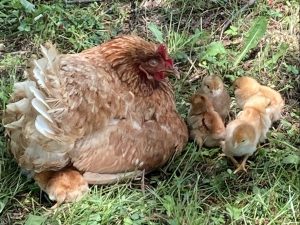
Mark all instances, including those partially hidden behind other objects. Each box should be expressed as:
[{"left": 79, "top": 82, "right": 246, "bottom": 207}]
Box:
[{"left": 148, "top": 59, "right": 158, "bottom": 67}]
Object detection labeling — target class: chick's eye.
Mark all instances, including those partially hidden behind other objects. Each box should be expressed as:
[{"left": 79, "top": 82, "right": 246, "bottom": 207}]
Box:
[{"left": 148, "top": 59, "right": 159, "bottom": 67}]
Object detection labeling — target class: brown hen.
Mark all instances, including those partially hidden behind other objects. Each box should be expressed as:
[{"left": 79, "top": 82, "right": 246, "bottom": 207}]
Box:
[{"left": 3, "top": 35, "right": 188, "bottom": 206}]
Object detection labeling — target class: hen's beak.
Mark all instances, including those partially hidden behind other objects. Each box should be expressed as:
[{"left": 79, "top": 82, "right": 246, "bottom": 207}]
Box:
[{"left": 165, "top": 66, "right": 180, "bottom": 79}]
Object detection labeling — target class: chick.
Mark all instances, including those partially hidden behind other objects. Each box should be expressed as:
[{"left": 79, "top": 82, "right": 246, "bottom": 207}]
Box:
[
  {"left": 241, "top": 95, "right": 272, "bottom": 142},
  {"left": 234, "top": 76, "right": 284, "bottom": 122},
  {"left": 222, "top": 95, "right": 271, "bottom": 173},
  {"left": 221, "top": 122, "right": 258, "bottom": 173},
  {"left": 234, "top": 76, "right": 260, "bottom": 107},
  {"left": 34, "top": 168, "right": 89, "bottom": 209},
  {"left": 259, "top": 85, "right": 284, "bottom": 122},
  {"left": 187, "top": 93, "right": 225, "bottom": 148},
  {"left": 199, "top": 75, "right": 231, "bottom": 121}
]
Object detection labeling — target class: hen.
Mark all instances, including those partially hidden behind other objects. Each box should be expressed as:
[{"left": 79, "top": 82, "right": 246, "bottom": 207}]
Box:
[
  {"left": 4, "top": 35, "right": 188, "bottom": 206},
  {"left": 187, "top": 93, "right": 225, "bottom": 147},
  {"left": 234, "top": 76, "right": 284, "bottom": 122}
]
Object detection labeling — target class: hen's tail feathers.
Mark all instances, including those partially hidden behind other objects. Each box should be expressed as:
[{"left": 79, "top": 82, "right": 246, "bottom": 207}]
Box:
[
  {"left": 3, "top": 44, "right": 73, "bottom": 172},
  {"left": 4, "top": 44, "right": 69, "bottom": 146}
]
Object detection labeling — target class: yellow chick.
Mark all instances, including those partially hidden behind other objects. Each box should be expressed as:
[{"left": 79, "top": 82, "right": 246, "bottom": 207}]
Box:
[
  {"left": 234, "top": 76, "right": 260, "bottom": 107},
  {"left": 234, "top": 76, "right": 284, "bottom": 122},
  {"left": 34, "top": 168, "right": 89, "bottom": 209},
  {"left": 199, "top": 75, "right": 231, "bottom": 121},
  {"left": 188, "top": 93, "right": 225, "bottom": 148},
  {"left": 240, "top": 95, "right": 272, "bottom": 142},
  {"left": 221, "top": 122, "right": 257, "bottom": 173},
  {"left": 222, "top": 95, "right": 271, "bottom": 173}
]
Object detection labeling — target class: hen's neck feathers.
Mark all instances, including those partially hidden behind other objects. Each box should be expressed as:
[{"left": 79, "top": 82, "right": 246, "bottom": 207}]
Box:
[{"left": 83, "top": 36, "right": 172, "bottom": 97}]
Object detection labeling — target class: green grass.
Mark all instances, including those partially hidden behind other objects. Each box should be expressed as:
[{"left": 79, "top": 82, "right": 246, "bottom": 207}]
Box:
[{"left": 0, "top": 0, "right": 299, "bottom": 224}]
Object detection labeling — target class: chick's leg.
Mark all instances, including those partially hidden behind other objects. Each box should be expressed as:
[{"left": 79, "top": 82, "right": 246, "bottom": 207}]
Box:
[
  {"left": 220, "top": 142, "right": 240, "bottom": 167},
  {"left": 234, "top": 154, "right": 250, "bottom": 174},
  {"left": 34, "top": 168, "right": 89, "bottom": 208},
  {"left": 221, "top": 153, "right": 241, "bottom": 169},
  {"left": 190, "top": 129, "right": 204, "bottom": 148},
  {"left": 228, "top": 155, "right": 240, "bottom": 168}
]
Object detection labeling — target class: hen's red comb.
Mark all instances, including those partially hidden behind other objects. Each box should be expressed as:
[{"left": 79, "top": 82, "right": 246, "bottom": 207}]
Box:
[
  {"left": 157, "top": 44, "right": 168, "bottom": 59},
  {"left": 157, "top": 44, "right": 173, "bottom": 67}
]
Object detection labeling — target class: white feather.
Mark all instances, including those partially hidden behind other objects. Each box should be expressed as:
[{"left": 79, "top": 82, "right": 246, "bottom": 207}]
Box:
[
  {"left": 33, "top": 65, "right": 46, "bottom": 89},
  {"left": 29, "top": 86, "right": 49, "bottom": 108},
  {"left": 24, "top": 143, "right": 70, "bottom": 165},
  {"left": 35, "top": 115, "right": 55, "bottom": 138},
  {"left": 32, "top": 98, "right": 53, "bottom": 123},
  {"left": 4, "top": 115, "right": 25, "bottom": 129},
  {"left": 6, "top": 98, "right": 30, "bottom": 113},
  {"left": 37, "top": 57, "right": 48, "bottom": 69},
  {"left": 108, "top": 119, "right": 120, "bottom": 126},
  {"left": 13, "top": 81, "right": 36, "bottom": 98},
  {"left": 40, "top": 45, "right": 57, "bottom": 67},
  {"left": 40, "top": 45, "right": 49, "bottom": 59}
]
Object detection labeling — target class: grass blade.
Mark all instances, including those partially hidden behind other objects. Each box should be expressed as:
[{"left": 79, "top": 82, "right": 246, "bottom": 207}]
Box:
[
  {"left": 25, "top": 214, "right": 47, "bottom": 225},
  {"left": 233, "top": 16, "right": 268, "bottom": 67},
  {"left": 148, "top": 22, "right": 164, "bottom": 43},
  {"left": 265, "top": 43, "right": 289, "bottom": 67}
]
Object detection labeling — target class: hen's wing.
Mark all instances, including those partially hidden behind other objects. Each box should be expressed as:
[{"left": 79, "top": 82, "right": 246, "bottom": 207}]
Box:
[{"left": 69, "top": 119, "right": 173, "bottom": 173}]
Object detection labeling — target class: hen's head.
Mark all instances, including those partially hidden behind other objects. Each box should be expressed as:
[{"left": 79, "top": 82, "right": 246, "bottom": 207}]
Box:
[
  {"left": 138, "top": 44, "right": 177, "bottom": 81},
  {"left": 100, "top": 36, "right": 178, "bottom": 82}
]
